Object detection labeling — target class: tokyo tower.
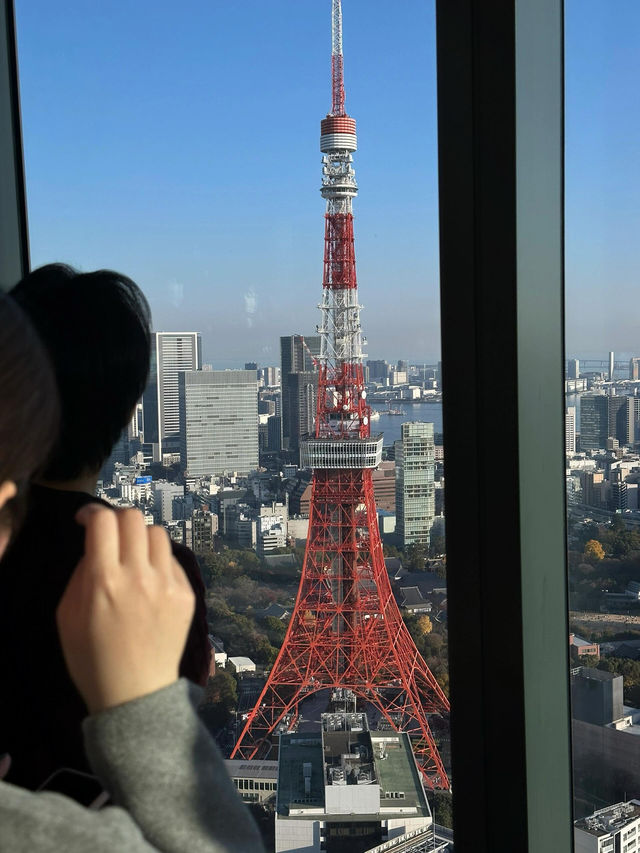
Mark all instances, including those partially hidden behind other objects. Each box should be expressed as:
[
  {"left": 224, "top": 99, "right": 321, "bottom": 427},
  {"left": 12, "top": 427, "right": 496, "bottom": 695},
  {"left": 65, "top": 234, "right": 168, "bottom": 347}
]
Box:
[{"left": 231, "top": 0, "right": 449, "bottom": 788}]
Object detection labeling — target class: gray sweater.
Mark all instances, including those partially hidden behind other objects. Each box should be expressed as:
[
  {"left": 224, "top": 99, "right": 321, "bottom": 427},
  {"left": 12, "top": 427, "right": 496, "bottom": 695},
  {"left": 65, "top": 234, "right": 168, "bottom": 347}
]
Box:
[{"left": 0, "top": 680, "right": 265, "bottom": 852}]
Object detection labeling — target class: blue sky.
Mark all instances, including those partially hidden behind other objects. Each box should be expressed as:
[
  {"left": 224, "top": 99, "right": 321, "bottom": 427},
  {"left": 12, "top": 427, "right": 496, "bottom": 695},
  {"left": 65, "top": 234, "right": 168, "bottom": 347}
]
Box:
[
  {"left": 565, "top": 0, "right": 640, "bottom": 356},
  {"left": 13, "top": 1, "right": 640, "bottom": 365}
]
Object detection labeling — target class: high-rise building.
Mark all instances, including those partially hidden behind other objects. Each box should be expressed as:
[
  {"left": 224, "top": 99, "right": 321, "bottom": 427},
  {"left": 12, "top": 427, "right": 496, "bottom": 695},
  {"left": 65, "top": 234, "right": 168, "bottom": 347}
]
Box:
[
  {"left": 244, "top": 361, "right": 258, "bottom": 371},
  {"left": 267, "top": 415, "right": 282, "bottom": 452},
  {"left": 633, "top": 398, "right": 640, "bottom": 447},
  {"left": 567, "top": 358, "right": 580, "bottom": 380},
  {"left": 395, "top": 422, "right": 435, "bottom": 547},
  {"left": 259, "top": 366, "right": 280, "bottom": 387},
  {"left": 142, "top": 332, "right": 201, "bottom": 460},
  {"left": 280, "top": 335, "right": 320, "bottom": 452},
  {"left": 630, "top": 357, "right": 640, "bottom": 381},
  {"left": 580, "top": 395, "right": 610, "bottom": 451},
  {"left": 179, "top": 369, "right": 258, "bottom": 476},
  {"left": 367, "top": 359, "right": 389, "bottom": 382},
  {"left": 608, "top": 395, "right": 633, "bottom": 447},
  {"left": 565, "top": 406, "right": 576, "bottom": 454},
  {"left": 283, "top": 371, "right": 317, "bottom": 455},
  {"left": 609, "top": 350, "right": 615, "bottom": 381}
]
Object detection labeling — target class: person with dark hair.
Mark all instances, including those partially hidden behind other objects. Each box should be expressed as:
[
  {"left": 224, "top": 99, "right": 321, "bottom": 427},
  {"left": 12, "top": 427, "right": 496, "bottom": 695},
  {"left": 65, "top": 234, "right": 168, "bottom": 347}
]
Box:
[
  {"left": 0, "top": 293, "right": 263, "bottom": 851},
  {"left": 0, "top": 264, "right": 211, "bottom": 792},
  {"left": 10, "top": 263, "right": 153, "bottom": 483}
]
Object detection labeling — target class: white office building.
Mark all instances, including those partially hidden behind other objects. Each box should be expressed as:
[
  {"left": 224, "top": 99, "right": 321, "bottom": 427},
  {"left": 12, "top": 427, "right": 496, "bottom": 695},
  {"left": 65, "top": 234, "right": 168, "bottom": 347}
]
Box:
[
  {"left": 575, "top": 801, "right": 640, "bottom": 853},
  {"left": 180, "top": 369, "right": 258, "bottom": 477},
  {"left": 151, "top": 481, "right": 184, "bottom": 524},
  {"left": 566, "top": 406, "right": 576, "bottom": 454},
  {"left": 394, "top": 422, "right": 435, "bottom": 548},
  {"left": 142, "top": 331, "right": 201, "bottom": 460}
]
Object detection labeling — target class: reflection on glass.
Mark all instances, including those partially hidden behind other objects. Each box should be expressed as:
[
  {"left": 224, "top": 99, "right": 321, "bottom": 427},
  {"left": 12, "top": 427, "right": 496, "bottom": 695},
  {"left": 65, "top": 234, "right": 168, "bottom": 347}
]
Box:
[{"left": 566, "top": 1, "right": 640, "bottom": 845}]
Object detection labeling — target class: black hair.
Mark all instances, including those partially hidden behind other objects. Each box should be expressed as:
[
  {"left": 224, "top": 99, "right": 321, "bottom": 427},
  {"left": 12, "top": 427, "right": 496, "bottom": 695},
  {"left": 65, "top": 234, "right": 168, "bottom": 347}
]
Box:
[
  {"left": 0, "top": 294, "right": 60, "bottom": 532},
  {"left": 10, "top": 263, "right": 151, "bottom": 481}
]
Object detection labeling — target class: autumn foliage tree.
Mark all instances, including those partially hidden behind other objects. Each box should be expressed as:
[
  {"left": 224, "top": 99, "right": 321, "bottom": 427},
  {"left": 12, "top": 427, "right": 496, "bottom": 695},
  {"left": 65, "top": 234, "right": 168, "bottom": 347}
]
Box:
[
  {"left": 584, "top": 539, "right": 605, "bottom": 563},
  {"left": 416, "top": 615, "right": 433, "bottom": 635}
]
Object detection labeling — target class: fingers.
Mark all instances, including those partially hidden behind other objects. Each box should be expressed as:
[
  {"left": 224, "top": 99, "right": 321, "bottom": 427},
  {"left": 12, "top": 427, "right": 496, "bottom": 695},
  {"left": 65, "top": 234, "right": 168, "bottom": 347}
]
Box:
[
  {"left": 116, "top": 508, "right": 150, "bottom": 566},
  {"left": 147, "top": 524, "right": 173, "bottom": 574},
  {"left": 75, "top": 505, "right": 119, "bottom": 571}
]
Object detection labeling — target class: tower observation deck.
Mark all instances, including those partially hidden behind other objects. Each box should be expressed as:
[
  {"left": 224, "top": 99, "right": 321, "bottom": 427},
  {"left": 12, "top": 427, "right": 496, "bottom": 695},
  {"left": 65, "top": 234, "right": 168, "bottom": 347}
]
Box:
[{"left": 231, "top": 0, "right": 450, "bottom": 789}]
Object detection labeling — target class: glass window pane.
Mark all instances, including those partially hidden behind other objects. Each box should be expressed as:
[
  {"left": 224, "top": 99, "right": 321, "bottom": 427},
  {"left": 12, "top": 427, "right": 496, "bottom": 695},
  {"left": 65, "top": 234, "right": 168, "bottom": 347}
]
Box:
[
  {"left": 14, "top": 0, "right": 455, "bottom": 846},
  {"left": 566, "top": 0, "right": 640, "bottom": 841}
]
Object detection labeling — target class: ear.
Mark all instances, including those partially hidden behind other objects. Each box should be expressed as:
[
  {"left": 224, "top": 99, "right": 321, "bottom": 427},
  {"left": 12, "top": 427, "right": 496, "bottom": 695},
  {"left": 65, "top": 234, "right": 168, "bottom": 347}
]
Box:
[{"left": 0, "top": 481, "right": 17, "bottom": 559}]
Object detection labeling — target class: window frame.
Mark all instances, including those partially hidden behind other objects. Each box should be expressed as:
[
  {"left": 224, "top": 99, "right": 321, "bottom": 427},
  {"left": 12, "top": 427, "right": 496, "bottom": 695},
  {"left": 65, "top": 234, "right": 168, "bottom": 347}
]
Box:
[
  {"left": 437, "top": 1, "right": 572, "bottom": 850},
  {"left": 1, "top": 0, "right": 575, "bottom": 849}
]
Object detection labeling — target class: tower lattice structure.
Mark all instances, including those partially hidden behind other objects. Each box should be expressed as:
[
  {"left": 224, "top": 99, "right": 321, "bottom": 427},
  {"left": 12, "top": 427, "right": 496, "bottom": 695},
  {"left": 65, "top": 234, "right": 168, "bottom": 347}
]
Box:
[{"left": 231, "top": 0, "right": 449, "bottom": 788}]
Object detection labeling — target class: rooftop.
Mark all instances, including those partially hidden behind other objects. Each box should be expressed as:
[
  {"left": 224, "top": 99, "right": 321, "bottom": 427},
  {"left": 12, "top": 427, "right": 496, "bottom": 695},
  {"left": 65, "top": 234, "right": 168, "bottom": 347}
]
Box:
[
  {"left": 573, "top": 667, "right": 618, "bottom": 683},
  {"left": 228, "top": 656, "right": 255, "bottom": 668},
  {"left": 575, "top": 801, "right": 640, "bottom": 837},
  {"left": 370, "top": 734, "right": 429, "bottom": 814},
  {"left": 571, "top": 634, "right": 597, "bottom": 648},
  {"left": 399, "top": 587, "right": 430, "bottom": 608},
  {"left": 277, "top": 723, "right": 429, "bottom": 820},
  {"left": 277, "top": 734, "right": 325, "bottom": 814}
]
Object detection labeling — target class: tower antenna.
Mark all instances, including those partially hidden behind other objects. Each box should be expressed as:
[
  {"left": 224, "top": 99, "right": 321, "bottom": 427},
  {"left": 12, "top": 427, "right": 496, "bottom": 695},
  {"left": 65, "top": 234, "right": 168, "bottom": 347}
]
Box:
[{"left": 331, "top": 0, "right": 345, "bottom": 116}]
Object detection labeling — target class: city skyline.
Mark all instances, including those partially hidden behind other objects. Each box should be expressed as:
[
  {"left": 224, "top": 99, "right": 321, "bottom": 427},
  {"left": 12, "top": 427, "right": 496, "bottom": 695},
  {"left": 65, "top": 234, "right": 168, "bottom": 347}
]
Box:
[{"left": 14, "top": 0, "right": 640, "bottom": 362}]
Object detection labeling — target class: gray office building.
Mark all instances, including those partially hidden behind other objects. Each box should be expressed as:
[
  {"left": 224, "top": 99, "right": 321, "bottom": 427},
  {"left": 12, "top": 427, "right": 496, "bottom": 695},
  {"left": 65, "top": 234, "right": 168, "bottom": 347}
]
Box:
[
  {"left": 609, "top": 395, "right": 633, "bottom": 446},
  {"left": 142, "top": 331, "right": 202, "bottom": 460},
  {"left": 179, "top": 370, "right": 258, "bottom": 477},
  {"left": 580, "top": 395, "right": 608, "bottom": 451},
  {"left": 571, "top": 667, "right": 623, "bottom": 727},
  {"left": 395, "top": 422, "right": 435, "bottom": 548},
  {"left": 580, "top": 394, "right": 632, "bottom": 451},
  {"left": 280, "top": 335, "right": 320, "bottom": 453}
]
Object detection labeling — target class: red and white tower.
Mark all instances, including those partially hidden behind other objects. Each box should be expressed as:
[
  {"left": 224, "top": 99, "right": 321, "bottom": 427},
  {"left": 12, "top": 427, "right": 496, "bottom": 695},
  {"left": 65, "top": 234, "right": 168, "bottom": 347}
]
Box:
[{"left": 232, "top": 0, "right": 449, "bottom": 788}]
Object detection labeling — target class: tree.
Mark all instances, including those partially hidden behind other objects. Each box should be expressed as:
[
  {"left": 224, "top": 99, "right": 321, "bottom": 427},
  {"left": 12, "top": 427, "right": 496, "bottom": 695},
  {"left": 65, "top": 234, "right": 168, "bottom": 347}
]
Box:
[
  {"left": 611, "top": 514, "right": 626, "bottom": 533},
  {"left": 199, "top": 669, "right": 238, "bottom": 732},
  {"left": 612, "top": 536, "right": 631, "bottom": 558},
  {"left": 263, "top": 615, "right": 287, "bottom": 645},
  {"left": 428, "top": 535, "right": 446, "bottom": 558},
  {"left": 431, "top": 791, "right": 453, "bottom": 829},
  {"left": 405, "top": 543, "right": 428, "bottom": 570},
  {"left": 584, "top": 539, "right": 605, "bottom": 563},
  {"left": 203, "top": 669, "right": 238, "bottom": 708},
  {"left": 416, "top": 615, "right": 433, "bottom": 636}
]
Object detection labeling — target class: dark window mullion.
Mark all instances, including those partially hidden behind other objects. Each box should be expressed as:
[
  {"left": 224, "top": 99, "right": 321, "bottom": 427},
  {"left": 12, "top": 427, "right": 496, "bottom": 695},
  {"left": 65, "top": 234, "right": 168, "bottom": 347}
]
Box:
[
  {"left": 436, "top": 1, "right": 572, "bottom": 851},
  {"left": 0, "top": 0, "right": 29, "bottom": 291}
]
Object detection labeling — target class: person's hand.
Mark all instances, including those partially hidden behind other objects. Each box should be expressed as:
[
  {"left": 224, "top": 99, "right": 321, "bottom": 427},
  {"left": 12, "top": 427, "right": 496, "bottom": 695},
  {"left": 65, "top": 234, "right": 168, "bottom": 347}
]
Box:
[{"left": 56, "top": 506, "right": 195, "bottom": 715}]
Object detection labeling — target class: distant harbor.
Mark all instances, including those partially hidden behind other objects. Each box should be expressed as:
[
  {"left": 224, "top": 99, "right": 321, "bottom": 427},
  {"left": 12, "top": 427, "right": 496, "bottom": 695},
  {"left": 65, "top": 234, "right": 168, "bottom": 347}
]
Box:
[{"left": 370, "top": 400, "right": 444, "bottom": 446}]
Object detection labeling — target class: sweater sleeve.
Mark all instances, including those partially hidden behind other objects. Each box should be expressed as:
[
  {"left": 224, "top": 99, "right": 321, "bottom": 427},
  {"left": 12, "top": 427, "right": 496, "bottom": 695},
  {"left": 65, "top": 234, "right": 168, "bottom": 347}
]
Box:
[
  {"left": 83, "top": 680, "right": 264, "bottom": 853},
  {"left": 0, "top": 781, "right": 162, "bottom": 852}
]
